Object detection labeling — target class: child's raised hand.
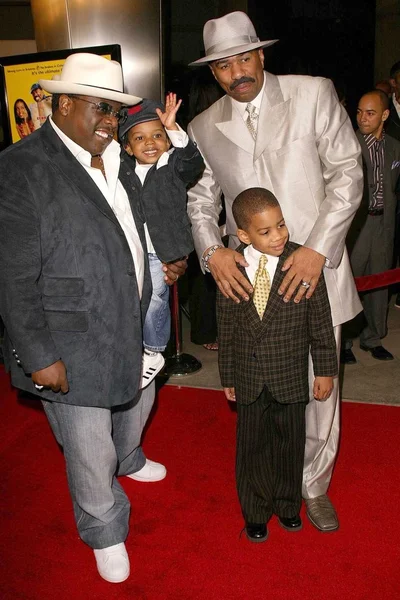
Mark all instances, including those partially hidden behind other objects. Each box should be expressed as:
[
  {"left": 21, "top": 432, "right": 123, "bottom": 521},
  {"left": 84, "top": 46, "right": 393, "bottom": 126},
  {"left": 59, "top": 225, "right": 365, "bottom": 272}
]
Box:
[
  {"left": 223, "top": 387, "right": 236, "bottom": 402},
  {"left": 155, "top": 92, "right": 182, "bottom": 131},
  {"left": 313, "top": 376, "right": 334, "bottom": 401}
]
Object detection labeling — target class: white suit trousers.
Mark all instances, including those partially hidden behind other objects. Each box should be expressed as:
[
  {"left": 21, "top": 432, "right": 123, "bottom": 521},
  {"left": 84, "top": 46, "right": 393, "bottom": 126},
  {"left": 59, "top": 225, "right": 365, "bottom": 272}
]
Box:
[{"left": 302, "top": 325, "right": 341, "bottom": 499}]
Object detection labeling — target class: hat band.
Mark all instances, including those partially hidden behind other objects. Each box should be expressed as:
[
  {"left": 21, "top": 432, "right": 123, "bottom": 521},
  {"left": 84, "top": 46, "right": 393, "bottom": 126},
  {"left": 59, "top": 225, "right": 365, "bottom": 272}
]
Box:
[
  {"left": 69, "top": 82, "right": 123, "bottom": 94},
  {"left": 206, "top": 35, "right": 260, "bottom": 56}
]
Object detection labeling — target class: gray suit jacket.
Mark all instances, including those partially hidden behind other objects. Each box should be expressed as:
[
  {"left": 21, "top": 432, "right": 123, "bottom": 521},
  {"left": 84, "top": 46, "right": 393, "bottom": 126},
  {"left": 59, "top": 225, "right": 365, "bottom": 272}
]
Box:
[
  {"left": 385, "top": 101, "right": 400, "bottom": 142},
  {"left": 347, "top": 131, "right": 400, "bottom": 268},
  {"left": 188, "top": 72, "right": 364, "bottom": 327},
  {"left": 217, "top": 242, "right": 338, "bottom": 405},
  {"left": 0, "top": 121, "right": 151, "bottom": 407}
]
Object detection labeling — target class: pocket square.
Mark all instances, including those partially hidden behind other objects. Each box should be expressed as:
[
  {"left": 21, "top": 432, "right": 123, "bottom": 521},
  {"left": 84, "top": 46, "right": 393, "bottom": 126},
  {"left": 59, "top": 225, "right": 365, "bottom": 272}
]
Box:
[{"left": 392, "top": 160, "right": 400, "bottom": 169}]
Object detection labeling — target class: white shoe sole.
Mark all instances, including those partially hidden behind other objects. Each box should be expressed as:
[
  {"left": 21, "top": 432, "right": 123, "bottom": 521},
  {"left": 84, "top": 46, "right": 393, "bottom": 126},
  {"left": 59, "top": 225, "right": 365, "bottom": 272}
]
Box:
[{"left": 128, "top": 468, "right": 167, "bottom": 482}]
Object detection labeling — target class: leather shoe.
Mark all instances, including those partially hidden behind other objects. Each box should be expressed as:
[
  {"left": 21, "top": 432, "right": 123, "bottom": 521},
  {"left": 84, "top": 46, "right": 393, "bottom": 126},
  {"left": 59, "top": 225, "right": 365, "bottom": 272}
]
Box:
[
  {"left": 245, "top": 522, "right": 268, "bottom": 543},
  {"left": 340, "top": 348, "right": 357, "bottom": 364},
  {"left": 305, "top": 494, "right": 339, "bottom": 532},
  {"left": 360, "top": 345, "right": 394, "bottom": 361},
  {"left": 278, "top": 515, "right": 302, "bottom": 531},
  {"left": 94, "top": 542, "right": 130, "bottom": 583}
]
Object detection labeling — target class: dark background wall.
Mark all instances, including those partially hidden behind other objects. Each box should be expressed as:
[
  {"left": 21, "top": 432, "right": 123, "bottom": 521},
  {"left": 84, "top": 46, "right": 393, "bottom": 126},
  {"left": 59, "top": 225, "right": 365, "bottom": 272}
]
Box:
[
  {"left": 0, "top": 0, "right": 393, "bottom": 129},
  {"left": 165, "top": 0, "right": 377, "bottom": 126},
  {"left": 247, "top": 0, "right": 376, "bottom": 121}
]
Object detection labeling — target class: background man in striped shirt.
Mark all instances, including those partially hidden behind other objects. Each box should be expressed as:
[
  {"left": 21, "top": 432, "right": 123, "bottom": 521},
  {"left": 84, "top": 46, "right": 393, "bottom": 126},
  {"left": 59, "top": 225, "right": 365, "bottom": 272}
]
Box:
[{"left": 341, "top": 90, "right": 400, "bottom": 364}]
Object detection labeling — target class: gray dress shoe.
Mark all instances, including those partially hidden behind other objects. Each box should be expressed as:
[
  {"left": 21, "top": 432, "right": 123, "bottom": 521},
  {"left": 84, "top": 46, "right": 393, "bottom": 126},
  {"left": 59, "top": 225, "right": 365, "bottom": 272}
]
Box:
[{"left": 305, "top": 494, "right": 339, "bottom": 532}]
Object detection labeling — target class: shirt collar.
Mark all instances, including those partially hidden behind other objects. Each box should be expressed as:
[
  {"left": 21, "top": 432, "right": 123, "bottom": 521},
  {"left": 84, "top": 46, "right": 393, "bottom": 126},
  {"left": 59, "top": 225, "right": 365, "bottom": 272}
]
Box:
[
  {"left": 231, "top": 72, "right": 266, "bottom": 119},
  {"left": 363, "top": 131, "right": 385, "bottom": 149},
  {"left": 247, "top": 243, "right": 279, "bottom": 265},
  {"left": 49, "top": 116, "right": 121, "bottom": 168}
]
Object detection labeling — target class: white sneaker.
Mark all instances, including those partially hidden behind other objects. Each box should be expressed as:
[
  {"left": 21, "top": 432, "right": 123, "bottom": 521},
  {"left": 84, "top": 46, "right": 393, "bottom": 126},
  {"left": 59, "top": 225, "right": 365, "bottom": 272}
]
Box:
[
  {"left": 93, "top": 542, "right": 130, "bottom": 583},
  {"left": 127, "top": 459, "right": 167, "bottom": 482},
  {"left": 140, "top": 351, "right": 165, "bottom": 388}
]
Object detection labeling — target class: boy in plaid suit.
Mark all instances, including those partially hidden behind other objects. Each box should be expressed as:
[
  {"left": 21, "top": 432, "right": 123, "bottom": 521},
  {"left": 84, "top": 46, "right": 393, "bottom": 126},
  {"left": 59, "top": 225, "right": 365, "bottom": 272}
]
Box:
[{"left": 217, "top": 187, "right": 338, "bottom": 542}]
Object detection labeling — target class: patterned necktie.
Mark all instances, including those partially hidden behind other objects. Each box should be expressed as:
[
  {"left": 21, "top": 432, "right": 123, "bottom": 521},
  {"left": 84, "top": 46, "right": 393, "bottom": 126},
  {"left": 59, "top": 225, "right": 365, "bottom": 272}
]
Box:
[
  {"left": 253, "top": 254, "right": 271, "bottom": 319},
  {"left": 246, "top": 103, "right": 258, "bottom": 140},
  {"left": 91, "top": 154, "right": 107, "bottom": 180}
]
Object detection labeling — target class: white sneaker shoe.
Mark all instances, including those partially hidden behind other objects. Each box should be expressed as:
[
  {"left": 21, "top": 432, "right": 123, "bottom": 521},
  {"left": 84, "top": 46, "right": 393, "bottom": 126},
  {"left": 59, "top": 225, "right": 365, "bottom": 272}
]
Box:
[
  {"left": 93, "top": 542, "right": 130, "bottom": 583},
  {"left": 140, "top": 351, "right": 165, "bottom": 388},
  {"left": 127, "top": 459, "right": 167, "bottom": 482}
]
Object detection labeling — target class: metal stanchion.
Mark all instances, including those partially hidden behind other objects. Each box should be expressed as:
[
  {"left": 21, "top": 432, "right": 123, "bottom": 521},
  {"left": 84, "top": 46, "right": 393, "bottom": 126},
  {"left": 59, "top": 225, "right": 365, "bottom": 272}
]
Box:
[{"left": 163, "top": 282, "right": 202, "bottom": 377}]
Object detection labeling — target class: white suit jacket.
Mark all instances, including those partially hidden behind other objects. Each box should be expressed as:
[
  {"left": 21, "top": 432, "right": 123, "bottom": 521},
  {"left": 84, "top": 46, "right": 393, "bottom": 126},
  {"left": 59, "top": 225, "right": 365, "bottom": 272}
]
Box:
[{"left": 187, "top": 72, "right": 363, "bottom": 327}]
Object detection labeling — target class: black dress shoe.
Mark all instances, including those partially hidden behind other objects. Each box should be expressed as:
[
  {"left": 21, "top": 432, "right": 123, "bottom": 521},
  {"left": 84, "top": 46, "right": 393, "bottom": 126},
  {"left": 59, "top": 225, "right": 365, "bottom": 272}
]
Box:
[
  {"left": 340, "top": 348, "right": 357, "bottom": 364},
  {"left": 360, "top": 345, "right": 394, "bottom": 361},
  {"left": 245, "top": 522, "right": 268, "bottom": 543},
  {"left": 278, "top": 515, "right": 302, "bottom": 531}
]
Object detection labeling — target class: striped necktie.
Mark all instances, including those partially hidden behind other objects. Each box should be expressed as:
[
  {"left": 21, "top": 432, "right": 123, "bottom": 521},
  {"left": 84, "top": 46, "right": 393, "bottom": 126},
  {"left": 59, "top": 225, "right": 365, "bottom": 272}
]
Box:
[{"left": 253, "top": 254, "right": 271, "bottom": 319}]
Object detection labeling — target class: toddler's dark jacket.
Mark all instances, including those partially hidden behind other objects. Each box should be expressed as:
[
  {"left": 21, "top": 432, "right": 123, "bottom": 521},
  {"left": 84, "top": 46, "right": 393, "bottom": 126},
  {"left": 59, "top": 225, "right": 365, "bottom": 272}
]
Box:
[{"left": 122, "top": 140, "right": 204, "bottom": 263}]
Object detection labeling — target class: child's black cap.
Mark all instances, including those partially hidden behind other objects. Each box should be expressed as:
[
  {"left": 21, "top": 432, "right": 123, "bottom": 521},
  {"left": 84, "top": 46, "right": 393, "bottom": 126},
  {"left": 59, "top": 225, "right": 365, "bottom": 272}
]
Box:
[{"left": 119, "top": 99, "right": 164, "bottom": 140}]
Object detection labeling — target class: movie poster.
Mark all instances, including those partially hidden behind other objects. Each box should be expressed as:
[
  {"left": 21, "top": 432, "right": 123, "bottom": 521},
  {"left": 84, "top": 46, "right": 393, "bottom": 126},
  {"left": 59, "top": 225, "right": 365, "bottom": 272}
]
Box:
[{"left": 0, "top": 46, "right": 120, "bottom": 147}]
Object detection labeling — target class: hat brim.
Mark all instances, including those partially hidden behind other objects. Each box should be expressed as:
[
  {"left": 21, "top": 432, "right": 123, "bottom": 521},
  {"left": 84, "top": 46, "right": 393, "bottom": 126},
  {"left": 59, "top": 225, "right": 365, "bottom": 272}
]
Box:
[
  {"left": 119, "top": 114, "right": 161, "bottom": 140},
  {"left": 189, "top": 39, "right": 278, "bottom": 66},
  {"left": 38, "top": 80, "right": 142, "bottom": 106}
]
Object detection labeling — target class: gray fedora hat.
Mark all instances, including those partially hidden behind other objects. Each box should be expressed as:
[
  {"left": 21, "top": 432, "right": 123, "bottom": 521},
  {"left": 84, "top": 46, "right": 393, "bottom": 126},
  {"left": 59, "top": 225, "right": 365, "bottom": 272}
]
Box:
[{"left": 189, "top": 11, "right": 278, "bottom": 66}]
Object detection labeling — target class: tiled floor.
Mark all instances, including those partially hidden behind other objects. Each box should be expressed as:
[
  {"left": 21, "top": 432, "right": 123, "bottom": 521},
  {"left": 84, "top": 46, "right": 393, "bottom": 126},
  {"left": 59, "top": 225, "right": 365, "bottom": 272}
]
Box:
[{"left": 165, "top": 297, "right": 400, "bottom": 406}]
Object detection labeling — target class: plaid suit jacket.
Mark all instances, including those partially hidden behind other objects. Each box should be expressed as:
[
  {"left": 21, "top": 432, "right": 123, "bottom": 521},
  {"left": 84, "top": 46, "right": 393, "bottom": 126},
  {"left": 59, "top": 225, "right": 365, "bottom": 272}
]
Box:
[{"left": 217, "top": 241, "right": 338, "bottom": 405}]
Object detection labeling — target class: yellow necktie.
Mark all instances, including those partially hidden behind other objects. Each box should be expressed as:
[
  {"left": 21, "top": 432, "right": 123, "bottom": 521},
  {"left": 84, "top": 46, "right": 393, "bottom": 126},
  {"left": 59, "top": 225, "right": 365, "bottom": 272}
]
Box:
[{"left": 253, "top": 254, "right": 271, "bottom": 319}]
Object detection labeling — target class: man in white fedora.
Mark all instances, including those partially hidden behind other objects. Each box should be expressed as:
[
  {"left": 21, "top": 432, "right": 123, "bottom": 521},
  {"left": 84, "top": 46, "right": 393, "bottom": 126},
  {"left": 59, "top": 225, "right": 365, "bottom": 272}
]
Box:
[
  {"left": 0, "top": 53, "right": 186, "bottom": 583},
  {"left": 187, "top": 12, "right": 363, "bottom": 533}
]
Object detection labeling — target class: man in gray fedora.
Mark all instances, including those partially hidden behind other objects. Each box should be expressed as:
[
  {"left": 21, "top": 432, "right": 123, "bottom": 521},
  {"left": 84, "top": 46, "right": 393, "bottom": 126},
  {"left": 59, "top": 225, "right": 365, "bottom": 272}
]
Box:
[
  {"left": 0, "top": 53, "right": 185, "bottom": 583},
  {"left": 187, "top": 11, "right": 363, "bottom": 532}
]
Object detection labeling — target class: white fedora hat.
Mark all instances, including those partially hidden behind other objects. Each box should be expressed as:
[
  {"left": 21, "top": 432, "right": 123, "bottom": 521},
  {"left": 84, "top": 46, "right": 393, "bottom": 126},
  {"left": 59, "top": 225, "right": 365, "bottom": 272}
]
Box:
[
  {"left": 39, "top": 53, "right": 141, "bottom": 106},
  {"left": 189, "top": 11, "right": 278, "bottom": 66}
]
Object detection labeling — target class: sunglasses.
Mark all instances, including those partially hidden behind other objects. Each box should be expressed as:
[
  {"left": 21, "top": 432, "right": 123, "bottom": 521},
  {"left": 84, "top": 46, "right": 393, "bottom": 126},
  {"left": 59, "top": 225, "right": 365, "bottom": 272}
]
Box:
[{"left": 72, "top": 96, "right": 122, "bottom": 120}]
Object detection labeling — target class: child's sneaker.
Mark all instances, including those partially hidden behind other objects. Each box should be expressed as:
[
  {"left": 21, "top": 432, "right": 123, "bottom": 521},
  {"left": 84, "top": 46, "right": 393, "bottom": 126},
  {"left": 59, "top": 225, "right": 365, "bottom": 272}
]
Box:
[{"left": 140, "top": 350, "right": 165, "bottom": 389}]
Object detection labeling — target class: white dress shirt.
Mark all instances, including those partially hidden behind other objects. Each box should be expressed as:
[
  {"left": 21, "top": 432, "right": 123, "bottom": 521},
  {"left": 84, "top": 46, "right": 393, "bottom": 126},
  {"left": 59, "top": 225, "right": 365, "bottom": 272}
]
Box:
[
  {"left": 134, "top": 125, "right": 189, "bottom": 255},
  {"left": 49, "top": 117, "right": 144, "bottom": 297},
  {"left": 231, "top": 72, "right": 267, "bottom": 123},
  {"left": 244, "top": 243, "right": 279, "bottom": 287}
]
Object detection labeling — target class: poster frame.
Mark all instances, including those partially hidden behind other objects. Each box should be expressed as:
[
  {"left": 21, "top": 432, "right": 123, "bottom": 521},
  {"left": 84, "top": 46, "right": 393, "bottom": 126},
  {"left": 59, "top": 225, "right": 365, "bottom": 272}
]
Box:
[{"left": 0, "top": 44, "right": 121, "bottom": 149}]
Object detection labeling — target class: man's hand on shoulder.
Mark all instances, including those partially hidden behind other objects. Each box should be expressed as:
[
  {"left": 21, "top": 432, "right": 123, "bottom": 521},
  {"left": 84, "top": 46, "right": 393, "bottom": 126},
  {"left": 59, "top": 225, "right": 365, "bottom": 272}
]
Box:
[
  {"left": 32, "top": 360, "right": 69, "bottom": 393},
  {"left": 207, "top": 247, "right": 253, "bottom": 303},
  {"left": 279, "top": 246, "right": 325, "bottom": 303}
]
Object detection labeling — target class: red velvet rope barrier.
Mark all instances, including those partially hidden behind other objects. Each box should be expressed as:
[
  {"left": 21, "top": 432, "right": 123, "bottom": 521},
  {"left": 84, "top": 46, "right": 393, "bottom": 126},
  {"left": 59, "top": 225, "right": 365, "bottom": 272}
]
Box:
[{"left": 354, "top": 268, "right": 400, "bottom": 292}]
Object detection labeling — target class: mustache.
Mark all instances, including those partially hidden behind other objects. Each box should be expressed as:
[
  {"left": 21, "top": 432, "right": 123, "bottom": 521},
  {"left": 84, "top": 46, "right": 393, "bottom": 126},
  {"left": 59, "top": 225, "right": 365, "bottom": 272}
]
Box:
[{"left": 230, "top": 77, "right": 255, "bottom": 91}]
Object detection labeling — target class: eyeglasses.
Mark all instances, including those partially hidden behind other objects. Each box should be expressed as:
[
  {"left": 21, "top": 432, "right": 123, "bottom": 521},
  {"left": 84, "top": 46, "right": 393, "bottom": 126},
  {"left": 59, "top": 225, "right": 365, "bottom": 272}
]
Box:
[{"left": 72, "top": 96, "right": 122, "bottom": 120}]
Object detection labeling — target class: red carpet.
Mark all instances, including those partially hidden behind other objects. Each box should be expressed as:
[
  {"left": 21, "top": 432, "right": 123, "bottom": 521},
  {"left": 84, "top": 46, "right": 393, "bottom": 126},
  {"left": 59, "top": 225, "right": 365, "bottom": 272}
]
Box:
[{"left": 0, "top": 365, "right": 399, "bottom": 600}]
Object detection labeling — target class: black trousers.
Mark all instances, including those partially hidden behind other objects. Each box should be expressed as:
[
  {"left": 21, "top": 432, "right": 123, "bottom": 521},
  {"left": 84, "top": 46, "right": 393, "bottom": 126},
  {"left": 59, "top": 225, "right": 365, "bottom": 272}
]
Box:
[
  {"left": 236, "top": 387, "right": 306, "bottom": 523},
  {"left": 187, "top": 252, "right": 217, "bottom": 345}
]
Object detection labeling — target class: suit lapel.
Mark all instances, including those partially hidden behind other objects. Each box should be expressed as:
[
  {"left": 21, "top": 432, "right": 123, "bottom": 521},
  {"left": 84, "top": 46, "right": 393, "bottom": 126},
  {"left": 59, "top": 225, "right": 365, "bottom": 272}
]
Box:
[
  {"left": 215, "top": 96, "right": 255, "bottom": 155},
  {"left": 41, "top": 121, "right": 120, "bottom": 227},
  {"left": 356, "top": 130, "right": 373, "bottom": 176},
  {"left": 255, "top": 73, "right": 291, "bottom": 161},
  {"left": 384, "top": 135, "right": 398, "bottom": 188}
]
